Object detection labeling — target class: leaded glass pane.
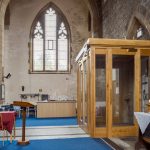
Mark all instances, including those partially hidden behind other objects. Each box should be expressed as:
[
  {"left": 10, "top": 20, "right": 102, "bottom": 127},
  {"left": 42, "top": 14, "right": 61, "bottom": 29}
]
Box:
[
  {"left": 45, "top": 50, "right": 56, "bottom": 70},
  {"left": 45, "top": 7, "right": 56, "bottom": 71},
  {"left": 33, "top": 21, "right": 43, "bottom": 71},
  {"left": 32, "top": 6, "right": 69, "bottom": 72},
  {"left": 58, "top": 22, "right": 68, "bottom": 71}
]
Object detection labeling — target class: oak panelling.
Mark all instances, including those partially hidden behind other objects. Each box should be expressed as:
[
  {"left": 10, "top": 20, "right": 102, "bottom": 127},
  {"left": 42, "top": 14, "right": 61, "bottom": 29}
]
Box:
[
  {"left": 37, "top": 101, "right": 76, "bottom": 118},
  {"left": 76, "top": 38, "right": 150, "bottom": 138}
]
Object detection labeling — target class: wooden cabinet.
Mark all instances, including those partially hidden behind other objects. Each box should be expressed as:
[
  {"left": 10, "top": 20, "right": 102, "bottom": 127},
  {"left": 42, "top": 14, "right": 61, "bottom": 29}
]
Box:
[
  {"left": 37, "top": 101, "right": 76, "bottom": 118},
  {"left": 76, "top": 38, "right": 150, "bottom": 138}
]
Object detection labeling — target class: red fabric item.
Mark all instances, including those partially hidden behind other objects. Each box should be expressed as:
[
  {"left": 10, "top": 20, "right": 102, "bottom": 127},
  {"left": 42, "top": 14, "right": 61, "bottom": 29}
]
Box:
[
  {"left": 0, "top": 114, "right": 3, "bottom": 130},
  {"left": 0, "top": 111, "right": 15, "bottom": 134}
]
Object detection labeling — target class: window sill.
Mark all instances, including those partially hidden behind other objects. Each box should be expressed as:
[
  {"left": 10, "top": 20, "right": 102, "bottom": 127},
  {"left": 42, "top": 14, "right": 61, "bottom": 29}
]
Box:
[{"left": 29, "top": 70, "right": 71, "bottom": 74}]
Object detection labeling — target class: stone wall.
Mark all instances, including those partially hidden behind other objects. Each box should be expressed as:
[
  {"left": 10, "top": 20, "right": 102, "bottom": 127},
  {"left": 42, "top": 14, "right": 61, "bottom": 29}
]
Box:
[
  {"left": 4, "top": 0, "right": 89, "bottom": 101},
  {"left": 1, "top": 0, "right": 150, "bottom": 102},
  {"left": 102, "top": 0, "right": 150, "bottom": 39}
]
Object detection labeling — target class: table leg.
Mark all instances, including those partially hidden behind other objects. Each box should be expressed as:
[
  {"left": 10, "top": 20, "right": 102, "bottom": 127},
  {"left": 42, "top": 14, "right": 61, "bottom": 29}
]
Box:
[
  {"left": 10, "top": 134, "right": 12, "bottom": 143},
  {"left": 2, "top": 130, "right": 5, "bottom": 146}
]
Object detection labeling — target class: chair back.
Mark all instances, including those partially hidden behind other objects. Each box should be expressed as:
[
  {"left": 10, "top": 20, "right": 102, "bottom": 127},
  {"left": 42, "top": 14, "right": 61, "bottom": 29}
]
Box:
[{"left": 0, "top": 114, "right": 3, "bottom": 130}]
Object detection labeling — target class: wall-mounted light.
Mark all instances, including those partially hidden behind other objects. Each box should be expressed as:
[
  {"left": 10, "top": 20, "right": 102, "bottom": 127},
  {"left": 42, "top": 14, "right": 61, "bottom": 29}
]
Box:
[{"left": 3, "top": 73, "right": 11, "bottom": 79}]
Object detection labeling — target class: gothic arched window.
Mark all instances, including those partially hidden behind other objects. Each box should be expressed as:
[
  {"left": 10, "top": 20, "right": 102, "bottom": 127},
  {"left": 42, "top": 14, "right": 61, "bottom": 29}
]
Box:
[{"left": 30, "top": 3, "right": 70, "bottom": 73}]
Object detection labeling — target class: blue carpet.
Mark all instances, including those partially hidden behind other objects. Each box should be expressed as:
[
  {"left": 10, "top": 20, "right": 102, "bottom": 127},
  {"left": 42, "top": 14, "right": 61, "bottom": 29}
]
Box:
[
  {"left": 0, "top": 138, "right": 112, "bottom": 150},
  {"left": 16, "top": 117, "right": 77, "bottom": 127}
]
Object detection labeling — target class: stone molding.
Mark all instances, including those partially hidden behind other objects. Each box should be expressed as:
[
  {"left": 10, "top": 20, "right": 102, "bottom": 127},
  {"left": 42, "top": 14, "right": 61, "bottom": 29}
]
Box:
[{"left": 127, "top": 3, "right": 150, "bottom": 39}]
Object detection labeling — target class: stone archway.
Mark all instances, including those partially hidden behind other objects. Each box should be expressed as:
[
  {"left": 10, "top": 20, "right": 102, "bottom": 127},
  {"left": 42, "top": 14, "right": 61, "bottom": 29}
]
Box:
[
  {"left": 83, "top": 0, "right": 102, "bottom": 38},
  {"left": 127, "top": 3, "right": 150, "bottom": 39},
  {"left": 0, "top": 0, "right": 10, "bottom": 83},
  {"left": 0, "top": 0, "right": 102, "bottom": 83}
]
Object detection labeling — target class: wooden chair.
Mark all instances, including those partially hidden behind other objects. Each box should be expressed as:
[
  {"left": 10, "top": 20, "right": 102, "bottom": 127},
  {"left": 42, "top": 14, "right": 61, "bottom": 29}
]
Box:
[
  {"left": 0, "top": 114, "right": 6, "bottom": 146},
  {"left": 0, "top": 113, "right": 15, "bottom": 146},
  {"left": 27, "top": 106, "right": 37, "bottom": 117}
]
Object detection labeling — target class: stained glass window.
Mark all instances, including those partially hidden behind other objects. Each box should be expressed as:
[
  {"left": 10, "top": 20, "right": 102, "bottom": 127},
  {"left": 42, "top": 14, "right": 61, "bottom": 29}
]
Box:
[{"left": 31, "top": 5, "right": 70, "bottom": 73}]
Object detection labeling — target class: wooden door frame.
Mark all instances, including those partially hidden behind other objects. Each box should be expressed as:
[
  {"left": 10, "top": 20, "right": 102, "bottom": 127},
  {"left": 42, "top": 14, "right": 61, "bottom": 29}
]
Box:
[
  {"left": 77, "top": 54, "right": 91, "bottom": 133},
  {"left": 77, "top": 66, "right": 81, "bottom": 124},
  {"left": 93, "top": 48, "right": 108, "bottom": 137},
  {"left": 140, "top": 49, "right": 150, "bottom": 111},
  {"left": 82, "top": 56, "right": 89, "bottom": 132},
  {"left": 111, "top": 49, "right": 139, "bottom": 137},
  {"left": 93, "top": 48, "right": 140, "bottom": 137},
  {"left": 77, "top": 63, "right": 84, "bottom": 126}
]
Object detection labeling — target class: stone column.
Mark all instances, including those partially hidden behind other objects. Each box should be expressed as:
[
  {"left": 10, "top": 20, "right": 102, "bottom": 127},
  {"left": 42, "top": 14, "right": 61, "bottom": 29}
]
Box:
[{"left": 0, "top": 0, "right": 10, "bottom": 83}]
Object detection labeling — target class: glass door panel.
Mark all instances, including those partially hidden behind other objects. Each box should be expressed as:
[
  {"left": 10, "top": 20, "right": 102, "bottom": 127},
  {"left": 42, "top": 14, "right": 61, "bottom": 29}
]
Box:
[
  {"left": 80, "top": 65, "right": 83, "bottom": 123},
  {"left": 96, "top": 55, "right": 106, "bottom": 127},
  {"left": 141, "top": 56, "right": 150, "bottom": 112},
  {"left": 112, "top": 55, "right": 134, "bottom": 126},
  {"left": 83, "top": 60, "right": 88, "bottom": 125}
]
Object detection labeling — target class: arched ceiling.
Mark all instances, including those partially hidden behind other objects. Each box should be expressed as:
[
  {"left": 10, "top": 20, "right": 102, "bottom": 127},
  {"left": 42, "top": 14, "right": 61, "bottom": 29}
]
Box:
[{"left": 83, "top": 0, "right": 102, "bottom": 17}]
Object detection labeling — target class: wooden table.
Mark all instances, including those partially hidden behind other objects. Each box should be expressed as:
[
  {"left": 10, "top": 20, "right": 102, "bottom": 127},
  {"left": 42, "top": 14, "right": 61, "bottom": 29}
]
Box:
[{"left": 13, "top": 101, "right": 36, "bottom": 145}]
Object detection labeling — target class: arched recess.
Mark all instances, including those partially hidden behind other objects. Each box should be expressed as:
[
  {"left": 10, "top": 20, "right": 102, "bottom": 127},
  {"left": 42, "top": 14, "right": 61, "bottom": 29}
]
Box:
[
  {"left": 126, "top": 3, "right": 150, "bottom": 113},
  {"left": 83, "top": 0, "right": 102, "bottom": 37},
  {"left": 0, "top": 0, "right": 10, "bottom": 83},
  {"left": 127, "top": 4, "right": 150, "bottom": 39}
]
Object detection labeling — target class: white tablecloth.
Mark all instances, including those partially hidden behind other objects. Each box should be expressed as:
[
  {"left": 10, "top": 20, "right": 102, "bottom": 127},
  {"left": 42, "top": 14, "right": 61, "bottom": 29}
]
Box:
[{"left": 134, "top": 112, "right": 150, "bottom": 134}]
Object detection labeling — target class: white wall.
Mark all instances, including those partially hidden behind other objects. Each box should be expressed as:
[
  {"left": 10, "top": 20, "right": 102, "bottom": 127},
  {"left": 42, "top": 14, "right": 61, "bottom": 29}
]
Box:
[{"left": 4, "top": 0, "right": 89, "bottom": 102}]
